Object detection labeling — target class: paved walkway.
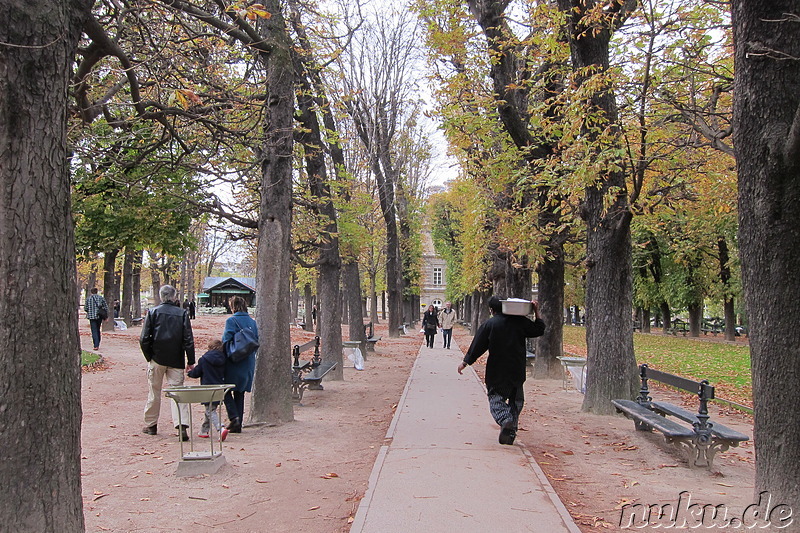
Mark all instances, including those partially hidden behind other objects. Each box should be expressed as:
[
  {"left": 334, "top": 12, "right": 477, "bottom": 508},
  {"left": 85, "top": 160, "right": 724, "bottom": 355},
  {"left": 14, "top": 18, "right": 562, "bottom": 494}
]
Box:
[{"left": 351, "top": 338, "right": 581, "bottom": 533}]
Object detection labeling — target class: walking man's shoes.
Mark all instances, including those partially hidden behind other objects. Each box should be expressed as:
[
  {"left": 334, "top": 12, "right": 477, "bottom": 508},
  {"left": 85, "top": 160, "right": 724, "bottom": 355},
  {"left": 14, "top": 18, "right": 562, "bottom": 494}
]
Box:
[
  {"left": 499, "top": 426, "right": 515, "bottom": 445},
  {"left": 142, "top": 424, "right": 157, "bottom": 435}
]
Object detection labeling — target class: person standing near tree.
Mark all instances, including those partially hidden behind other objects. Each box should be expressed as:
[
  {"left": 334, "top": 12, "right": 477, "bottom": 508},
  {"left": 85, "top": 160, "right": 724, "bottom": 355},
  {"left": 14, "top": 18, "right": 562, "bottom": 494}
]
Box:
[
  {"left": 140, "top": 284, "right": 195, "bottom": 441},
  {"left": 439, "top": 301, "right": 457, "bottom": 349},
  {"left": 457, "top": 296, "right": 545, "bottom": 445},
  {"left": 84, "top": 287, "right": 109, "bottom": 351},
  {"left": 222, "top": 295, "right": 258, "bottom": 433}
]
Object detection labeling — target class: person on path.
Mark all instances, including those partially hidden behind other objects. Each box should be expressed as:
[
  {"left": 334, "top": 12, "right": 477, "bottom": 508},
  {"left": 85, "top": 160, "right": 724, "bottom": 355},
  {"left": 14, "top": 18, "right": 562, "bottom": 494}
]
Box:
[
  {"left": 84, "top": 287, "right": 109, "bottom": 351},
  {"left": 222, "top": 295, "right": 258, "bottom": 433},
  {"left": 422, "top": 304, "right": 439, "bottom": 349},
  {"left": 188, "top": 339, "right": 229, "bottom": 441},
  {"left": 140, "top": 284, "right": 195, "bottom": 441},
  {"left": 439, "top": 301, "right": 457, "bottom": 349},
  {"left": 457, "top": 296, "right": 545, "bottom": 445},
  {"left": 189, "top": 299, "right": 196, "bottom": 320}
]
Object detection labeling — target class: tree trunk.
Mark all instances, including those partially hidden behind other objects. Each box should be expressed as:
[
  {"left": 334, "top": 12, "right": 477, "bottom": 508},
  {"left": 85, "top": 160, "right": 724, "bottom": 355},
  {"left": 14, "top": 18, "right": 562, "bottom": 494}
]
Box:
[
  {"left": 688, "top": 303, "right": 701, "bottom": 337},
  {"left": 294, "top": 59, "right": 343, "bottom": 381},
  {"left": 0, "top": 1, "right": 91, "bottom": 530},
  {"left": 102, "top": 249, "right": 119, "bottom": 331},
  {"left": 557, "top": 0, "right": 638, "bottom": 414},
  {"left": 732, "top": 0, "right": 800, "bottom": 512},
  {"left": 660, "top": 302, "right": 671, "bottom": 335},
  {"left": 249, "top": 3, "right": 295, "bottom": 426},
  {"left": 718, "top": 237, "right": 737, "bottom": 342},
  {"left": 121, "top": 247, "right": 135, "bottom": 323},
  {"left": 343, "top": 261, "right": 367, "bottom": 352},
  {"left": 303, "top": 283, "right": 314, "bottom": 332},
  {"left": 642, "top": 308, "right": 651, "bottom": 334},
  {"left": 534, "top": 253, "right": 565, "bottom": 379},
  {"left": 132, "top": 251, "right": 142, "bottom": 319},
  {"left": 149, "top": 250, "right": 161, "bottom": 307},
  {"left": 369, "top": 275, "right": 378, "bottom": 324}
]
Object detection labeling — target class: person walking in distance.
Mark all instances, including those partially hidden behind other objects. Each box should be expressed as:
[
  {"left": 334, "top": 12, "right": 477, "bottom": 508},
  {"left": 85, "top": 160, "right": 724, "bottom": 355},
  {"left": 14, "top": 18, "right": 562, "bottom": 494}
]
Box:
[
  {"left": 439, "top": 301, "right": 457, "bottom": 349},
  {"left": 422, "top": 304, "right": 440, "bottom": 349},
  {"left": 457, "top": 296, "right": 545, "bottom": 445},
  {"left": 140, "top": 284, "right": 196, "bottom": 441},
  {"left": 84, "top": 287, "right": 109, "bottom": 351}
]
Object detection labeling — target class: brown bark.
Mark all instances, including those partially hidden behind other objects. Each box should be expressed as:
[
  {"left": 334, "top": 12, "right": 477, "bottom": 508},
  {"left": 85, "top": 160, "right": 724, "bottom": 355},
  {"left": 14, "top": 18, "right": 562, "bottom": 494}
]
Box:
[
  {"left": 732, "top": 0, "right": 800, "bottom": 512},
  {"left": 249, "top": 2, "right": 296, "bottom": 425},
  {"left": 0, "top": 1, "right": 92, "bottom": 530},
  {"left": 554, "top": 0, "right": 638, "bottom": 414}
]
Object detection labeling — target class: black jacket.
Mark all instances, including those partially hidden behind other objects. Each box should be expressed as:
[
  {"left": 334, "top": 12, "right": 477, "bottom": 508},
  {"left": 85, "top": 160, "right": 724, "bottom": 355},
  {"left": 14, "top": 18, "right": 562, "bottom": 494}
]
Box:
[
  {"left": 140, "top": 301, "right": 195, "bottom": 368},
  {"left": 188, "top": 349, "right": 226, "bottom": 385},
  {"left": 422, "top": 310, "right": 439, "bottom": 332},
  {"left": 463, "top": 313, "right": 545, "bottom": 388}
]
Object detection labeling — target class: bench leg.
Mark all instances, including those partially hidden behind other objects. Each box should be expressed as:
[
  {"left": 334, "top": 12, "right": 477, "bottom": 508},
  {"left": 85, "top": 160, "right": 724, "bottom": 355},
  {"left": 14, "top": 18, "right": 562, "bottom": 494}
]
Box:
[
  {"left": 307, "top": 380, "right": 324, "bottom": 391},
  {"left": 669, "top": 437, "right": 731, "bottom": 468}
]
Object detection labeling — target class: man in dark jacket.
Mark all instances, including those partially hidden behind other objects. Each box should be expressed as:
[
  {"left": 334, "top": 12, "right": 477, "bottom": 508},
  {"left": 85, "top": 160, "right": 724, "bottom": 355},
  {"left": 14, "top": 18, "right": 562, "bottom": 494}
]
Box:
[
  {"left": 140, "top": 284, "right": 195, "bottom": 441},
  {"left": 458, "top": 296, "right": 545, "bottom": 445}
]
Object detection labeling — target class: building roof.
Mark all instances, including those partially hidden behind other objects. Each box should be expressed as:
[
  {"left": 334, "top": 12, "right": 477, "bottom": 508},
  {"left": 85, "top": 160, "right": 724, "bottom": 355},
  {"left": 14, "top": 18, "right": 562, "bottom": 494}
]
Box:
[{"left": 202, "top": 277, "right": 256, "bottom": 292}]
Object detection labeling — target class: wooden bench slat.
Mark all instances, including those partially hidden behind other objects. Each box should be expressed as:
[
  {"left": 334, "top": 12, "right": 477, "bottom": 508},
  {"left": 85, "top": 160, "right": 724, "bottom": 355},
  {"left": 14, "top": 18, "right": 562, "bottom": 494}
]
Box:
[
  {"left": 646, "top": 368, "right": 714, "bottom": 398},
  {"left": 650, "top": 401, "right": 750, "bottom": 442},
  {"left": 302, "top": 361, "right": 337, "bottom": 382},
  {"left": 612, "top": 400, "right": 696, "bottom": 438}
]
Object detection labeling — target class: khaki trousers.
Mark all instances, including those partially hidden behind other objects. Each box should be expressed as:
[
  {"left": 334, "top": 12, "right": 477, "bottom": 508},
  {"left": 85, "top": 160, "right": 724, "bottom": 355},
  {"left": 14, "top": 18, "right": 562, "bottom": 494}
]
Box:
[{"left": 144, "top": 360, "right": 190, "bottom": 428}]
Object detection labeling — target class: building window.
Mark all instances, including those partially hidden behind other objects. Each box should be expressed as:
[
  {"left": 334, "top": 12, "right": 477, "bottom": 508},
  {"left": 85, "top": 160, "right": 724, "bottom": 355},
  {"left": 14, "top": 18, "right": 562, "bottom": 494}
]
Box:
[
  {"left": 433, "top": 267, "right": 443, "bottom": 286},
  {"left": 433, "top": 299, "right": 442, "bottom": 308}
]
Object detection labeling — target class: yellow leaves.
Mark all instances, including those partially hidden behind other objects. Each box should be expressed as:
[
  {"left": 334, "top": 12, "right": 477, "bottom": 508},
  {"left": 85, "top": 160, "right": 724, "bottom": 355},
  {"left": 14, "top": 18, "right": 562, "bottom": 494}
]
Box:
[
  {"left": 228, "top": 3, "right": 272, "bottom": 21},
  {"left": 171, "top": 89, "right": 202, "bottom": 110}
]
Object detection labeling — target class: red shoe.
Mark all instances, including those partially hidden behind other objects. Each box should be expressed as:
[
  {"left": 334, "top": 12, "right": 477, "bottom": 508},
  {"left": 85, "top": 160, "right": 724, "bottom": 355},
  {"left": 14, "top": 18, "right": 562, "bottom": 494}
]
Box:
[
  {"left": 220, "top": 427, "right": 229, "bottom": 442},
  {"left": 197, "top": 432, "right": 209, "bottom": 438}
]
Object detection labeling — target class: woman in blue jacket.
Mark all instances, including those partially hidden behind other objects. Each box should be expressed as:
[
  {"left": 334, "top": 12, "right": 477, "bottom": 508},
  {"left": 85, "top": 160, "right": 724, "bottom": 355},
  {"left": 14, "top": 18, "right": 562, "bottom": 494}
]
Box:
[{"left": 222, "top": 296, "right": 258, "bottom": 433}]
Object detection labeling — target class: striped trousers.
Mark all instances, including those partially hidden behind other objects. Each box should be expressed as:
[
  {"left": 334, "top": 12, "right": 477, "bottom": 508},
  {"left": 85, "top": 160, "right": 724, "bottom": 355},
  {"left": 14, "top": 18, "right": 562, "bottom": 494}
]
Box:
[{"left": 487, "top": 384, "right": 525, "bottom": 431}]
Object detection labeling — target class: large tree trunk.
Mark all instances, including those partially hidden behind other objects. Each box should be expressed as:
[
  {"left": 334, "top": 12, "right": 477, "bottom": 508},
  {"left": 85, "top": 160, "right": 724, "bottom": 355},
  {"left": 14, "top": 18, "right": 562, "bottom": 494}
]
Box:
[
  {"left": 556, "top": 0, "right": 638, "bottom": 414},
  {"left": 293, "top": 50, "right": 343, "bottom": 381},
  {"left": 732, "top": 0, "right": 800, "bottom": 512},
  {"left": 249, "top": 2, "right": 295, "bottom": 426},
  {"left": 534, "top": 252, "right": 565, "bottom": 379},
  {"left": 0, "top": 1, "right": 91, "bottom": 530}
]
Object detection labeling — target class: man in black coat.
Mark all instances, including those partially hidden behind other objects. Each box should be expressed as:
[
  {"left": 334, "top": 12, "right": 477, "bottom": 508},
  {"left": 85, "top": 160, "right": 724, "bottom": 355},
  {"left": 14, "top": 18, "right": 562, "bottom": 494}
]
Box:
[
  {"left": 140, "top": 284, "right": 196, "bottom": 441},
  {"left": 458, "top": 296, "right": 545, "bottom": 445}
]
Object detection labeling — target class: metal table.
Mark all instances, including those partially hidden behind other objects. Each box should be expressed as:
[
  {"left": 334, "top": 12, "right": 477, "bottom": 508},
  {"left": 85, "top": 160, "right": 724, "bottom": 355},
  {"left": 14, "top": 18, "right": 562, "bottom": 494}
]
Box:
[{"left": 164, "top": 384, "right": 236, "bottom": 462}]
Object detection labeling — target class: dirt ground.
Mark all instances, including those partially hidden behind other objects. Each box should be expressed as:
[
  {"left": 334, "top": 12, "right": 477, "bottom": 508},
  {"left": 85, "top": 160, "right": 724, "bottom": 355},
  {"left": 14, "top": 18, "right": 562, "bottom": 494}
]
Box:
[{"left": 80, "top": 317, "right": 756, "bottom": 532}]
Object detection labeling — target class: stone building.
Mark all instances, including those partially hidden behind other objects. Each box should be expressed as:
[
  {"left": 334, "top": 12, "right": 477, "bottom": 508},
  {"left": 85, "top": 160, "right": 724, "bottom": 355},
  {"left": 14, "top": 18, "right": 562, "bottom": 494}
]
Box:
[{"left": 419, "top": 231, "right": 447, "bottom": 315}]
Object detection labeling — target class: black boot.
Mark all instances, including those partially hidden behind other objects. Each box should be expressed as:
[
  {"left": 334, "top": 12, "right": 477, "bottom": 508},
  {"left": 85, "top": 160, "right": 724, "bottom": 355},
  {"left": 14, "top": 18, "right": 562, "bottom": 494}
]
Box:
[{"left": 227, "top": 418, "right": 242, "bottom": 433}]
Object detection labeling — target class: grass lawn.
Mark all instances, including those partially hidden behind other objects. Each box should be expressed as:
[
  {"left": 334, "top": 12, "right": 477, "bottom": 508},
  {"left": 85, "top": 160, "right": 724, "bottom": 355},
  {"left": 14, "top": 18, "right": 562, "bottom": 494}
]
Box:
[
  {"left": 562, "top": 326, "right": 752, "bottom": 407},
  {"left": 81, "top": 350, "right": 101, "bottom": 367}
]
